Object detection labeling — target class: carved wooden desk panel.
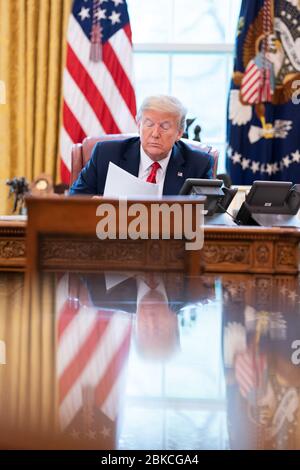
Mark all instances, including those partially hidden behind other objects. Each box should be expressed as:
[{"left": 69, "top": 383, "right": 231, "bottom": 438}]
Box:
[
  {"left": 39, "top": 227, "right": 300, "bottom": 274},
  {"left": 0, "top": 221, "right": 26, "bottom": 270},
  {"left": 0, "top": 219, "right": 299, "bottom": 274},
  {"left": 203, "top": 225, "right": 300, "bottom": 274}
]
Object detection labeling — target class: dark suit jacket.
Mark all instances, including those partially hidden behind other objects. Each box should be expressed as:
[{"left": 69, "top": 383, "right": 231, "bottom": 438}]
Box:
[
  {"left": 70, "top": 137, "right": 214, "bottom": 195},
  {"left": 82, "top": 273, "right": 185, "bottom": 314}
]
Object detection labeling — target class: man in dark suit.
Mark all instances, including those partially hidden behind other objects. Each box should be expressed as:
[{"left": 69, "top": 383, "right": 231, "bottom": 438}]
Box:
[
  {"left": 70, "top": 95, "right": 214, "bottom": 196},
  {"left": 82, "top": 271, "right": 182, "bottom": 360}
]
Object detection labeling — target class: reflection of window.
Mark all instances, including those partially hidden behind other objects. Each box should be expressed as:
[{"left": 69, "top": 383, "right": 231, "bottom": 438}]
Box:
[
  {"left": 119, "top": 284, "right": 228, "bottom": 450},
  {"left": 127, "top": 0, "right": 242, "bottom": 173}
]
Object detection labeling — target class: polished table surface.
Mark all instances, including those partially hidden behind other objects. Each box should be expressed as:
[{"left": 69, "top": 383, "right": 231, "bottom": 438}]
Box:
[{"left": 0, "top": 269, "right": 299, "bottom": 450}]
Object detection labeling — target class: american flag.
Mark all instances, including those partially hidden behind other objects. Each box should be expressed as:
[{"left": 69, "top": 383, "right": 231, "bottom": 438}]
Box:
[
  {"left": 240, "top": 0, "right": 274, "bottom": 105},
  {"left": 60, "top": 0, "right": 137, "bottom": 184},
  {"left": 240, "top": 61, "right": 273, "bottom": 104},
  {"left": 56, "top": 274, "right": 132, "bottom": 448}
]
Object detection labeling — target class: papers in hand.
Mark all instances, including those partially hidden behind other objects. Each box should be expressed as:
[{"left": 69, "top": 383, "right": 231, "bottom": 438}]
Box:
[
  {"left": 104, "top": 162, "right": 159, "bottom": 198},
  {"left": 105, "top": 271, "right": 134, "bottom": 291}
]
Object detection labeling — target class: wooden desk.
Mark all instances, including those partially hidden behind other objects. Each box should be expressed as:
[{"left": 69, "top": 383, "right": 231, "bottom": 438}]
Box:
[
  {"left": 0, "top": 210, "right": 299, "bottom": 274},
  {"left": 25, "top": 196, "right": 204, "bottom": 276}
]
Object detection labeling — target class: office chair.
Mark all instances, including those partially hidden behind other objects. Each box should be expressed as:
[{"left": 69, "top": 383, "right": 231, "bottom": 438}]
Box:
[{"left": 70, "top": 134, "right": 219, "bottom": 185}]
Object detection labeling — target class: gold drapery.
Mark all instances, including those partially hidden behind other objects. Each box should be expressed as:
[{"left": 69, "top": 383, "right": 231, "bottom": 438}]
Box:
[
  {"left": 0, "top": 0, "right": 72, "bottom": 214},
  {"left": 0, "top": 272, "right": 58, "bottom": 445}
]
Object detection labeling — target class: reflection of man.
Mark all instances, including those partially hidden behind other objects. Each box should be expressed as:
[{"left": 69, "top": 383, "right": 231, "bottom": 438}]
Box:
[
  {"left": 84, "top": 272, "right": 181, "bottom": 361},
  {"left": 70, "top": 95, "right": 214, "bottom": 196},
  {"left": 135, "top": 276, "right": 179, "bottom": 361}
]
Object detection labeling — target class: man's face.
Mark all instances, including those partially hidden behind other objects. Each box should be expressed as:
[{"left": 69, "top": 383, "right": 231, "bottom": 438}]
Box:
[
  {"left": 138, "top": 109, "right": 184, "bottom": 161},
  {"left": 136, "top": 290, "right": 179, "bottom": 359}
]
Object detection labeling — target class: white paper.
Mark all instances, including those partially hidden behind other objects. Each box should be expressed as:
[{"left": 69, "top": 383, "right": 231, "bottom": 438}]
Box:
[
  {"left": 104, "top": 272, "right": 135, "bottom": 291},
  {"left": 104, "top": 162, "right": 159, "bottom": 197}
]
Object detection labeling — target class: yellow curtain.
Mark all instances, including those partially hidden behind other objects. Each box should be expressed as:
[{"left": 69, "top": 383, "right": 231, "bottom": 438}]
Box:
[
  {"left": 0, "top": 273, "right": 25, "bottom": 435},
  {"left": 0, "top": 272, "right": 58, "bottom": 444},
  {"left": 0, "top": 0, "right": 72, "bottom": 214}
]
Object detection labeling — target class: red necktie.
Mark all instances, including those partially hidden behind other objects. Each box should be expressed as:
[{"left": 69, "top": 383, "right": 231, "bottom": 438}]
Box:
[{"left": 146, "top": 161, "right": 161, "bottom": 184}]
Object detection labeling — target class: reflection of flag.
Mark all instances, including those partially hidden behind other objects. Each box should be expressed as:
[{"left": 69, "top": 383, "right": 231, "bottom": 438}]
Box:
[
  {"left": 60, "top": 0, "right": 137, "bottom": 183},
  {"left": 234, "top": 347, "right": 267, "bottom": 400},
  {"left": 56, "top": 274, "right": 132, "bottom": 449},
  {"left": 227, "top": 0, "right": 300, "bottom": 184}
]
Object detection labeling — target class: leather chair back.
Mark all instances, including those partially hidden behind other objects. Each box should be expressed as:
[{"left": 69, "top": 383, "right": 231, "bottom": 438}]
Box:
[{"left": 71, "top": 134, "right": 219, "bottom": 184}]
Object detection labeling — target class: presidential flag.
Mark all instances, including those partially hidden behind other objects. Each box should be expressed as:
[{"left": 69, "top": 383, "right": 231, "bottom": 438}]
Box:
[
  {"left": 226, "top": 0, "right": 300, "bottom": 184},
  {"left": 60, "top": 0, "right": 137, "bottom": 184}
]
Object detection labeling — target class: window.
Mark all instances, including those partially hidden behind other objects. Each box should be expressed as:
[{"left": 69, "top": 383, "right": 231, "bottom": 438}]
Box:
[{"left": 127, "top": 0, "right": 242, "bottom": 173}]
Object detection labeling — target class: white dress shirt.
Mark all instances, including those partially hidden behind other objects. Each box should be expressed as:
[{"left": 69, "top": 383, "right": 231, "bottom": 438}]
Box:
[
  {"left": 136, "top": 276, "right": 168, "bottom": 306},
  {"left": 138, "top": 146, "right": 172, "bottom": 196}
]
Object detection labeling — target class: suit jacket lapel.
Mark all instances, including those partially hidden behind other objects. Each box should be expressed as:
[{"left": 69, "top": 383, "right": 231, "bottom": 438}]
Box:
[
  {"left": 116, "top": 139, "right": 185, "bottom": 195},
  {"left": 163, "top": 143, "right": 185, "bottom": 195},
  {"left": 119, "top": 139, "right": 140, "bottom": 177}
]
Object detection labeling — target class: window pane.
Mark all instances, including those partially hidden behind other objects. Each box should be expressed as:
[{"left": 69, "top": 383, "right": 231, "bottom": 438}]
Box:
[
  {"left": 128, "top": 0, "right": 241, "bottom": 43},
  {"left": 173, "top": 0, "right": 229, "bottom": 43},
  {"left": 128, "top": 0, "right": 242, "bottom": 173},
  {"left": 127, "top": 0, "right": 173, "bottom": 43},
  {"left": 134, "top": 54, "right": 170, "bottom": 105},
  {"left": 172, "top": 54, "right": 234, "bottom": 172},
  {"left": 133, "top": 53, "right": 232, "bottom": 172},
  {"left": 171, "top": 54, "right": 229, "bottom": 142}
]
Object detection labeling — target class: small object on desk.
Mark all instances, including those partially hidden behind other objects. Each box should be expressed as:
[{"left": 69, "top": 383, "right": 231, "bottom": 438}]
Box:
[
  {"left": 6, "top": 174, "right": 56, "bottom": 216},
  {"left": 193, "top": 124, "right": 201, "bottom": 142},
  {"left": 217, "top": 173, "right": 232, "bottom": 188},
  {"left": 235, "top": 181, "right": 300, "bottom": 227},
  {"left": 6, "top": 177, "right": 29, "bottom": 214},
  {"left": 182, "top": 118, "right": 196, "bottom": 139},
  {"left": 179, "top": 178, "right": 238, "bottom": 225},
  {"left": 29, "top": 173, "right": 54, "bottom": 196},
  {"left": 54, "top": 183, "right": 69, "bottom": 195}
]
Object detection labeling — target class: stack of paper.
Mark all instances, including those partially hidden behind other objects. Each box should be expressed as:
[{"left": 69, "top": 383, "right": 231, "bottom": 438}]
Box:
[{"left": 104, "top": 162, "right": 160, "bottom": 198}]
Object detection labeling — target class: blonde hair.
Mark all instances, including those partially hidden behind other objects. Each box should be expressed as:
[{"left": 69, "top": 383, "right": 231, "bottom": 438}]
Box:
[{"left": 136, "top": 95, "right": 187, "bottom": 130}]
